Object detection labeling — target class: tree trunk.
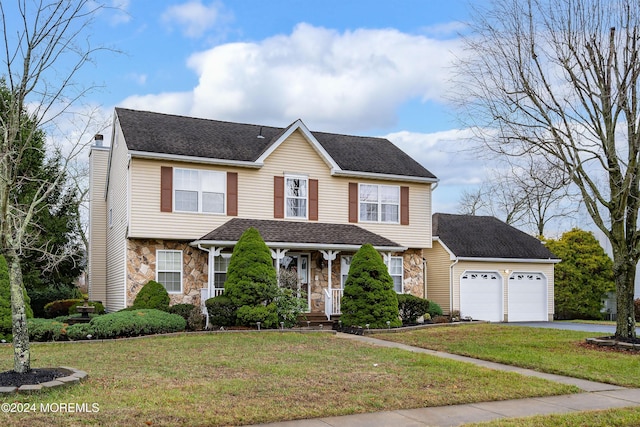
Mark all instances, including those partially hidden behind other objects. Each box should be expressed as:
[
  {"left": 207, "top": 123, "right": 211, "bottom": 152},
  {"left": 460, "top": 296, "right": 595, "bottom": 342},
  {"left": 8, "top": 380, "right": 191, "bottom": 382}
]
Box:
[
  {"left": 8, "top": 254, "right": 30, "bottom": 373},
  {"left": 614, "top": 253, "right": 638, "bottom": 339}
]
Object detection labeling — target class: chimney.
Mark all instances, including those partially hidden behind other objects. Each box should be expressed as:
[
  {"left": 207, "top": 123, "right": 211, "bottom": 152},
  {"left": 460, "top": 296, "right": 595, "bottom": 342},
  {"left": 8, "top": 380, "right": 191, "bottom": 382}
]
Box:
[{"left": 94, "top": 134, "right": 104, "bottom": 147}]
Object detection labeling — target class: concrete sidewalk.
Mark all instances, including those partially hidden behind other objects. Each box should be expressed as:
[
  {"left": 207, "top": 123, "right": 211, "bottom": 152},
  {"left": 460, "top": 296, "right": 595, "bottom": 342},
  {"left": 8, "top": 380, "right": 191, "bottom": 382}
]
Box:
[{"left": 252, "top": 333, "right": 639, "bottom": 427}]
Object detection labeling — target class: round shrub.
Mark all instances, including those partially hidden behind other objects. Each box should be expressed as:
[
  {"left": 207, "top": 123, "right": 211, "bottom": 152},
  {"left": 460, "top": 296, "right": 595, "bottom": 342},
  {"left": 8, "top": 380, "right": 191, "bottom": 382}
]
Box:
[
  {"left": 427, "top": 300, "right": 443, "bottom": 318},
  {"left": 169, "top": 303, "right": 204, "bottom": 331},
  {"left": 236, "top": 304, "right": 278, "bottom": 329},
  {"left": 397, "top": 294, "right": 430, "bottom": 325},
  {"left": 44, "top": 299, "right": 83, "bottom": 318},
  {"left": 28, "top": 284, "right": 82, "bottom": 318},
  {"left": 88, "top": 309, "right": 186, "bottom": 339},
  {"left": 132, "top": 280, "right": 170, "bottom": 311},
  {"left": 66, "top": 323, "right": 94, "bottom": 341},
  {"left": 340, "top": 244, "right": 401, "bottom": 329},
  {"left": 69, "top": 300, "right": 105, "bottom": 315},
  {"left": 205, "top": 295, "right": 237, "bottom": 327},
  {"left": 27, "top": 318, "right": 67, "bottom": 341}
]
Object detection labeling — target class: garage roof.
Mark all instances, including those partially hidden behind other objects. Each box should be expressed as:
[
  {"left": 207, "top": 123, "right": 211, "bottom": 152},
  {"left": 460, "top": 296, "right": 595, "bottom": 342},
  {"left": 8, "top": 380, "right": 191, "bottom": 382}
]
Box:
[{"left": 432, "top": 213, "right": 559, "bottom": 260}]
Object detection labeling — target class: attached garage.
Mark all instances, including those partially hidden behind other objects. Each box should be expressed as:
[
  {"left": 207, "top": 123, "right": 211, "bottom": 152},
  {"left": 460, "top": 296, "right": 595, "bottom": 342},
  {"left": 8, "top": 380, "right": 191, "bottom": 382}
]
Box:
[
  {"left": 460, "top": 271, "right": 502, "bottom": 322},
  {"left": 508, "top": 273, "right": 548, "bottom": 322},
  {"left": 427, "top": 213, "right": 560, "bottom": 323}
]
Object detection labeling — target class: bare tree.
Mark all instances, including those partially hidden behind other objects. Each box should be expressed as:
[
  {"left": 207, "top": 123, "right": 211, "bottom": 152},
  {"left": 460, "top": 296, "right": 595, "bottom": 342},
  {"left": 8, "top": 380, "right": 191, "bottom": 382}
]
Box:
[
  {"left": 0, "top": 1, "right": 106, "bottom": 373},
  {"left": 455, "top": 0, "right": 640, "bottom": 338}
]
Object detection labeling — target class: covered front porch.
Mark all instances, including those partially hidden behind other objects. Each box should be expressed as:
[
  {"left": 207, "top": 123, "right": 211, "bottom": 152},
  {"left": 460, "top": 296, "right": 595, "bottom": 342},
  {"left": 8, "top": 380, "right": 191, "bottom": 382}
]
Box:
[{"left": 192, "top": 218, "right": 407, "bottom": 321}]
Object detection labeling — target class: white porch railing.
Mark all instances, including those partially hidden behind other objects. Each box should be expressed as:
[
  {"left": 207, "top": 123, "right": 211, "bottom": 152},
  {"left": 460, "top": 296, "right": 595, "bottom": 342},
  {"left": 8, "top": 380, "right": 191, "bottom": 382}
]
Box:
[
  {"left": 324, "top": 288, "right": 344, "bottom": 320},
  {"left": 201, "top": 287, "right": 224, "bottom": 329}
]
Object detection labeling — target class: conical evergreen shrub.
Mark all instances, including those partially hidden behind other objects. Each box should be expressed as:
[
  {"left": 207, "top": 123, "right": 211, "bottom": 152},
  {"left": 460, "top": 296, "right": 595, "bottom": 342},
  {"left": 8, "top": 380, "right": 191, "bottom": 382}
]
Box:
[
  {"left": 224, "top": 227, "right": 278, "bottom": 326},
  {"left": 340, "top": 244, "right": 401, "bottom": 329}
]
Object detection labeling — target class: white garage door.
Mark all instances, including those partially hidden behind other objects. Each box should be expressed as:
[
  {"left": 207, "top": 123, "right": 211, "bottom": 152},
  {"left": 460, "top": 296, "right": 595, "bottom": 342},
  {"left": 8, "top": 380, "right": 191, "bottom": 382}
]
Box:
[
  {"left": 508, "top": 273, "right": 547, "bottom": 322},
  {"left": 460, "top": 271, "right": 502, "bottom": 322}
]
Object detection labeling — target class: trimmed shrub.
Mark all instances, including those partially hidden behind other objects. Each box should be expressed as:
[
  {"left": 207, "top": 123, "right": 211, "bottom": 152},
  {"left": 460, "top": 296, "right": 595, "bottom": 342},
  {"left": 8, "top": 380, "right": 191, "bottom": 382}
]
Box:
[
  {"left": 132, "top": 280, "right": 170, "bottom": 311},
  {"left": 169, "top": 303, "right": 204, "bottom": 331},
  {"left": 205, "top": 295, "right": 237, "bottom": 327},
  {"left": 274, "top": 287, "right": 308, "bottom": 328},
  {"left": 397, "top": 294, "right": 430, "bottom": 325},
  {"left": 44, "top": 298, "right": 83, "bottom": 318},
  {"left": 89, "top": 309, "right": 186, "bottom": 339},
  {"left": 28, "top": 284, "right": 82, "bottom": 318},
  {"left": 236, "top": 304, "right": 278, "bottom": 328},
  {"left": 340, "top": 244, "right": 402, "bottom": 329},
  {"left": 69, "top": 300, "right": 105, "bottom": 315},
  {"left": 27, "top": 318, "right": 67, "bottom": 341},
  {"left": 427, "top": 300, "right": 443, "bottom": 318},
  {"left": 0, "top": 255, "right": 34, "bottom": 341},
  {"left": 224, "top": 227, "right": 278, "bottom": 309},
  {"left": 66, "top": 323, "right": 94, "bottom": 341}
]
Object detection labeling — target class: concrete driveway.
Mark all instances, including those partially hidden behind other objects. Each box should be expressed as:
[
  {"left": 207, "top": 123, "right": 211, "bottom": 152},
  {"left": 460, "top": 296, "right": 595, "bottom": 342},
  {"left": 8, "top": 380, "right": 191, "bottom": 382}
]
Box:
[{"left": 504, "top": 321, "right": 627, "bottom": 334}]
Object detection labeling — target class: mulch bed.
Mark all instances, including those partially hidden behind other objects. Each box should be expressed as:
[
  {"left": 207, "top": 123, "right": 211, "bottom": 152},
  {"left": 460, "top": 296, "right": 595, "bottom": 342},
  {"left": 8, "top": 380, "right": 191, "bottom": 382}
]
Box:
[{"left": 0, "top": 368, "right": 66, "bottom": 387}]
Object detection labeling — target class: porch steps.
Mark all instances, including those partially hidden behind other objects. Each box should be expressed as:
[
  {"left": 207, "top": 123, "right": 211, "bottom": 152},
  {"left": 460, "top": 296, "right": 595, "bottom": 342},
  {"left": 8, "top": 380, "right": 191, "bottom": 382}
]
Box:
[{"left": 297, "top": 313, "right": 340, "bottom": 328}]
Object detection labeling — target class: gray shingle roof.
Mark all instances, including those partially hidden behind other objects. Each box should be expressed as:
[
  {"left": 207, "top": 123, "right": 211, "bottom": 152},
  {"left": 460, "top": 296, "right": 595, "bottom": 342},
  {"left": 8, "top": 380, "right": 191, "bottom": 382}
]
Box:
[
  {"left": 197, "top": 218, "right": 402, "bottom": 248},
  {"left": 115, "top": 108, "right": 436, "bottom": 179},
  {"left": 432, "top": 213, "right": 558, "bottom": 260}
]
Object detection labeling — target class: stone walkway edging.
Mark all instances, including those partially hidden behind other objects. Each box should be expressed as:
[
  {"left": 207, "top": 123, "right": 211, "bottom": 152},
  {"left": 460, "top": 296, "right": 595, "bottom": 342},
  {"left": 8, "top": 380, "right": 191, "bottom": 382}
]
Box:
[
  {"left": 586, "top": 336, "right": 640, "bottom": 351},
  {"left": 0, "top": 366, "right": 88, "bottom": 394}
]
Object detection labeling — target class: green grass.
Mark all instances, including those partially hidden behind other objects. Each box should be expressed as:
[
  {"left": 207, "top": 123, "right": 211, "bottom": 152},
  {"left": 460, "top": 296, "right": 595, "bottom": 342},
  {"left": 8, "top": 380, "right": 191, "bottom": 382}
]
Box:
[
  {"left": 0, "top": 331, "right": 577, "bottom": 426},
  {"left": 467, "top": 407, "right": 640, "bottom": 427},
  {"left": 376, "top": 323, "right": 640, "bottom": 387}
]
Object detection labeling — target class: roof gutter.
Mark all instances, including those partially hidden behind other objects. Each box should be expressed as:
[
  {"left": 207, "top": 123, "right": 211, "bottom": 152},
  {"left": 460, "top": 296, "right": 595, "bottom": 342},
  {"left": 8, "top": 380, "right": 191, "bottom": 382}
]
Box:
[
  {"left": 331, "top": 169, "right": 439, "bottom": 184},
  {"left": 455, "top": 256, "right": 561, "bottom": 264},
  {"left": 190, "top": 240, "right": 406, "bottom": 253},
  {"left": 129, "top": 150, "right": 262, "bottom": 168}
]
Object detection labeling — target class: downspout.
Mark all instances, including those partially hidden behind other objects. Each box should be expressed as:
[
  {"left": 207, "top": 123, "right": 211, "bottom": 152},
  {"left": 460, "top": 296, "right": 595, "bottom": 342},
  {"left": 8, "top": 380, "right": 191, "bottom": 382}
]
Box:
[
  {"left": 197, "top": 244, "right": 211, "bottom": 329},
  {"left": 449, "top": 258, "right": 459, "bottom": 316},
  {"left": 422, "top": 258, "right": 427, "bottom": 299}
]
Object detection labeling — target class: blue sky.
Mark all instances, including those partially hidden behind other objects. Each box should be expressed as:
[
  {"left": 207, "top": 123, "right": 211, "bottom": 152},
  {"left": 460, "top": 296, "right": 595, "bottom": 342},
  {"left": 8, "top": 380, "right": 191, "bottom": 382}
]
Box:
[{"left": 23, "top": 1, "right": 490, "bottom": 213}]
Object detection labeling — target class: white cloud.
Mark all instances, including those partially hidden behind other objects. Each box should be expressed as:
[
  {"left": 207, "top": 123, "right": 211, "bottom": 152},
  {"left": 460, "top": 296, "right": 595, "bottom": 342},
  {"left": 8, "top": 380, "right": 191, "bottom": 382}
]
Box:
[
  {"left": 161, "top": 1, "right": 228, "bottom": 38},
  {"left": 120, "top": 23, "right": 463, "bottom": 133}
]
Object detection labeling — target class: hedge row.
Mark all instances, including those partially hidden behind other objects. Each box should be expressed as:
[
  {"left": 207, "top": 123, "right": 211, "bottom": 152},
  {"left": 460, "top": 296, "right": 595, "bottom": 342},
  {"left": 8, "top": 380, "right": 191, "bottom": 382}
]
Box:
[{"left": 25, "top": 309, "right": 186, "bottom": 341}]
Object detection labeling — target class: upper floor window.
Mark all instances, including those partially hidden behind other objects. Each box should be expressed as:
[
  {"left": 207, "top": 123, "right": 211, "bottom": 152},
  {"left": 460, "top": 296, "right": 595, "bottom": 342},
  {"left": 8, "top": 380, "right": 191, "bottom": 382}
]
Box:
[
  {"left": 359, "top": 184, "right": 399, "bottom": 223},
  {"left": 174, "top": 168, "right": 225, "bottom": 214},
  {"left": 157, "top": 250, "right": 182, "bottom": 293},
  {"left": 285, "top": 175, "right": 308, "bottom": 218}
]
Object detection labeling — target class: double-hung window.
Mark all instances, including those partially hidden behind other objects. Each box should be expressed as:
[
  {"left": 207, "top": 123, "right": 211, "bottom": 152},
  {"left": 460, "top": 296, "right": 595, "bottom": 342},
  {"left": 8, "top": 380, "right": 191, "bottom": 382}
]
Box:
[
  {"left": 213, "top": 255, "right": 231, "bottom": 289},
  {"left": 359, "top": 184, "right": 399, "bottom": 223},
  {"left": 174, "top": 168, "right": 225, "bottom": 213},
  {"left": 340, "top": 256, "right": 352, "bottom": 288},
  {"left": 285, "top": 175, "right": 308, "bottom": 218},
  {"left": 157, "top": 250, "right": 182, "bottom": 293},
  {"left": 389, "top": 256, "right": 404, "bottom": 293}
]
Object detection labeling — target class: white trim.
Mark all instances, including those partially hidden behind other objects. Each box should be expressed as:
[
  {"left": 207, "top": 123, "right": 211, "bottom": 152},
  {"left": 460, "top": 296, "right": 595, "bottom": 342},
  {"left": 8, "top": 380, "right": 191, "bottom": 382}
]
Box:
[
  {"left": 129, "top": 150, "right": 262, "bottom": 168},
  {"left": 455, "top": 256, "right": 561, "bottom": 264},
  {"left": 332, "top": 169, "right": 438, "bottom": 184},
  {"left": 358, "top": 183, "right": 400, "bottom": 224},
  {"left": 192, "top": 240, "right": 406, "bottom": 252},
  {"left": 284, "top": 174, "right": 309, "bottom": 219},
  {"left": 255, "top": 119, "right": 341, "bottom": 171},
  {"left": 156, "top": 249, "right": 183, "bottom": 294}
]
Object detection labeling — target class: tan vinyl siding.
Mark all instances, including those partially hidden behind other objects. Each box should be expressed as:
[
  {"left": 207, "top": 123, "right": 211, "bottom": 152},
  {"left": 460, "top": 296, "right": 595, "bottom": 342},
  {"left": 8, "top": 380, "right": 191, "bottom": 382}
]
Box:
[
  {"left": 424, "top": 241, "right": 453, "bottom": 314},
  {"left": 105, "top": 123, "right": 129, "bottom": 312},
  {"left": 451, "top": 261, "right": 555, "bottom": 320},
  {"left": 128, "top": 129, "right": 432, "bottom": 248},
  {"left": 87, "top": 146, "right": 109, "bottom": 303}
]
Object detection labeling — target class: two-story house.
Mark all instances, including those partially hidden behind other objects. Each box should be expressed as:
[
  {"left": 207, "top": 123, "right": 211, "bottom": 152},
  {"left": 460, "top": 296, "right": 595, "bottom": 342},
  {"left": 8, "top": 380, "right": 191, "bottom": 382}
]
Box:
[
  {"left": 89, "top": 108, "right": 560, "bottom": 322},
  {"left": 88, "top": 108, "right": 438, "bottom": 318}
]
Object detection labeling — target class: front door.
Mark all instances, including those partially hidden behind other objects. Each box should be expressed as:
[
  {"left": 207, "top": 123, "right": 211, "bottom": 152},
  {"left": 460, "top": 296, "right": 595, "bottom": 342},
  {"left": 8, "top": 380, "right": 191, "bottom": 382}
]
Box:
[{"left": 279, "top": 253, "right": 310, "bottom": 312}]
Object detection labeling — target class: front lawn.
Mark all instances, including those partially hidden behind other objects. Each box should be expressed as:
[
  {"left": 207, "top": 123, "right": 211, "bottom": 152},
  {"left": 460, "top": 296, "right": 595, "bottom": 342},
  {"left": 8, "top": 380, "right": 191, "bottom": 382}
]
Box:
[
  {"left": 376, "top": 323, "right": 640, "bottom": 387},
  {"left": 0, "top": 331, "right": 576, "bottom": 426}
]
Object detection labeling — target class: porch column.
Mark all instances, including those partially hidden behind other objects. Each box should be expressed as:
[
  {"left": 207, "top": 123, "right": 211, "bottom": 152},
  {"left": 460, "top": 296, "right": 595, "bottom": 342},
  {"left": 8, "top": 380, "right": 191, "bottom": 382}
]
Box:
[
  {"left": 208, "top": 247, "right": 222, "bottom": 297},
  {"left": 270, "top": 248, "right": 289, "bottom": 286},
  {"left": 320, "top": 250, "right": 339, "bottom": 290}
]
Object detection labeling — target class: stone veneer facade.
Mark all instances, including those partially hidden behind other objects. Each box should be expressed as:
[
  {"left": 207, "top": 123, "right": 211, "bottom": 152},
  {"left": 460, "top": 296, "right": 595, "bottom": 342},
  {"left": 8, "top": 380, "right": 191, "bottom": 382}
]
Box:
[{"left": 126, "top": 239, "right": 426, "bottom": 310}]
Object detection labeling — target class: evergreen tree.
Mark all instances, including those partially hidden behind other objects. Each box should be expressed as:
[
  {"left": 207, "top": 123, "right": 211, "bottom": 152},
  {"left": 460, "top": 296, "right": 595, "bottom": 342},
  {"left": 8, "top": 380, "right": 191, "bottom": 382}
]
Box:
[
  {"left": 545, "top": 229, "right": 615, "bottom": 320},
  {"left": 224, "top": 228, "right": 278, "bottom": 327},
  {"left": 341, "top": 244, "right": 401, "bottom": 329},
  {"left": 0, "top": 80, "right": 83, "bottom": 292}
]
